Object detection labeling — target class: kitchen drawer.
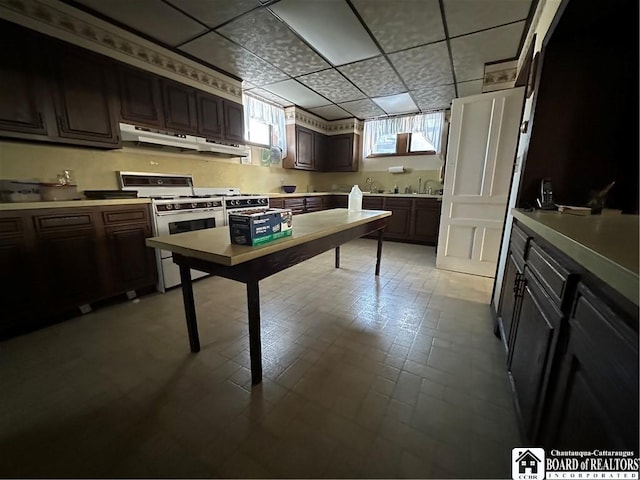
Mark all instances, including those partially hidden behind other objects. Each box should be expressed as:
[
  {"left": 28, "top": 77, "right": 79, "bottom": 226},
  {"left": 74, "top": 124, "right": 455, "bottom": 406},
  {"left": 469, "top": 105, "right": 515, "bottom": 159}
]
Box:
[
  {"left": 384, "top": 198, "right": 412, "bottom": 209},
  {"left": 101, "top": 206, "right": 149, "bottom": 225},
  {"left": 269, "top": 198, "right": 284, "bottom": 209},
  {"left": 305, "top": 196, "right": 322, "bottom": 212},
  {"left": 283, "top": 197, "right": 305, "bottom": 214},
  {"left": 363, "top": 197, "right": 383, "bottom": 209},
  {"left": 34, "top": 211, "right": 95, "bottom": 231},
  {"left": 527, "top": 241, "right": 578, "bottom": 310},
  {"left": 0, "top": 216, "right": 24, "bottom": 237},
  {"left": 510, "top": 224, "right": 530, "bottom": 261}
]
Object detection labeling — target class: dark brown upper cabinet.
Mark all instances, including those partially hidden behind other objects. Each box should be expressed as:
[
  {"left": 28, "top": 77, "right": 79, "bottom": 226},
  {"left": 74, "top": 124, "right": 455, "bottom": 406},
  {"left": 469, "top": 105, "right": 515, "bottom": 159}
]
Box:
[
  {"left": 223, "top": 100, "right": 245, "bottom": 143},
  {"left": 118, "top": 65, "right": 163, "bottom": 128},
  {"left": 161, "top": 79, "right": 198, "bottom": 134},
  {"left": 326, "top": 134, "right": 359, "bottom": 172},
  {"left": 0, "top": 27, "right": 48, "bottom": 136},
  {"left": 196, "top": 92, "right": 223, "bottom": 139}
]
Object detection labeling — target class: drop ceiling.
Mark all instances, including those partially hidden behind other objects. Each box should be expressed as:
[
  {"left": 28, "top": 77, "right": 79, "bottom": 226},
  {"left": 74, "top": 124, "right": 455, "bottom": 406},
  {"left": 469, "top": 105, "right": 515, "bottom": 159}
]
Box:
[{"left": 65, "top": 0, "right": 535, "bottom": 121}]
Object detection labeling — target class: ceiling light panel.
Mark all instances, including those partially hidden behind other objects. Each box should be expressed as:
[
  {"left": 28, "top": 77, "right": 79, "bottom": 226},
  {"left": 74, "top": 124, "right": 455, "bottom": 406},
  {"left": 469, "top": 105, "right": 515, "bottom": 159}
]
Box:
[
  {"left": 337, "top": 99, "right": 385, "bottom": 119},
  {"left": 309, "top": 105, "right": 351, "bottom": 121},
  {"left": 351, "top": 0, "right": 445, "bottom": 53},
  {"left": 372, "top": 93, "right": 418, "bottom": 115},
  {"left": 165, "top": 0, "right": 260, "bottom": 29},
  {"left": 444, "top": 0, "right": 532, "bottom": 37},
  {"left": 73, "top": 0, "right": 207, "bottom": 46},
  {"left": 217, "top": 9, "right": 330, "bottom": 77},
  {"left": 410, "top": 85, "right": 456, "bottom": 111},
  {"left": 388, "top": 41, "right": 453, "bottom": 90},
  {"left": 450, "top": 22, "right": 525, "bottom": 82},
  {"left": 338, "top": 57, "right": 406, "bottom": 98},
  {"left": 261, "top": 79, "right": 331, "bottom": 108},
  {"left": 180, "top": 32, "right": 289, "bottom": 85},
  {"left": 296, "top": 69, "right": 366, "bottom": 104},
  {"left": 270, "top": 0, "right": 380, "bottom": 66}
]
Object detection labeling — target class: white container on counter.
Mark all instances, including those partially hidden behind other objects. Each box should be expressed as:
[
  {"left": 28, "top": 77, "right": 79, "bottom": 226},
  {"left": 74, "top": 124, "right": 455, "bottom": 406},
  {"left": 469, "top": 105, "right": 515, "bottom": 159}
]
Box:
[
  {"left": 348, "top": 185, "right": 363, "bottom": 212},
  {"left": 39, "top": 183, "right": 79, "bottom": 201}
]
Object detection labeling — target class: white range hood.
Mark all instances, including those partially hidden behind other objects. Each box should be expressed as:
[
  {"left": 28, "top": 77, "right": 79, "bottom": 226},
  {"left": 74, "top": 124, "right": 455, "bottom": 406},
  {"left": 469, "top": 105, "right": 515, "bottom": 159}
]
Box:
[{"left": 119, "top": 123, "right": 249, "bottom": 157}]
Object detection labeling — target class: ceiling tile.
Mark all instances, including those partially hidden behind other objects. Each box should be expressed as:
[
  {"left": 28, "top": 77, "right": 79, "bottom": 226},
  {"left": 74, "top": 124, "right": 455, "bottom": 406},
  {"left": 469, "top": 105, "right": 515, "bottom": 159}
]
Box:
[
  {"left": 270, "top": 0, "right": 380, "bottom": 66},
  {"left": 246, "top": 88, "right": 292, "bottom": 107},
  {"left": 451, "top": 22, "right": 525, "bottom": 82},
  {"left": 72, "top": 0, "right": 207, "bottom": 46},
  {"left": 217, "top": 9, "right": 330, "bottom": 77},
  {"left": 388, "top": 41, "right": 453, "bottom": 90},
  {"left": 165, "top": 0, "right": 260, "bottom": 29},
  {"left": 457, "top": 79, "right": 484, "bottom": 97},
  {"left": 180, "top": 32, "right": 289, "bottom": 85},
  {"left": 411, "top": 85, "right": 456, "bottom": 111},
  {"left": 309, "top": 105, "right": 351, "bottom": 121},
  {"left": 444, "top": 0, "right": 532, "bottom": 37},
  {"left": 296, "top": 69, "right": 365, "bottom": 104},
  {"left": 261, "top": 79, "right": 330, "bottom": 108},
  {"left": 337, "top": 99, "right": 385, "bottom": 119},
  {"left": 351, "top": 0, "right": 445, "bottom": 52},
  {"left": 338, "top": 57, "right": 406, "bottom": 97},
  {"left": 372, "top": 93, "right": 418, "bottom": 115}
]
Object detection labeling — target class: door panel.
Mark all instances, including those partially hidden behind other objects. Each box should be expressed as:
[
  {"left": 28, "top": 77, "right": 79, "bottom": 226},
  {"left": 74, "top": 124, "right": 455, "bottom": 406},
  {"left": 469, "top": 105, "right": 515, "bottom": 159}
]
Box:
[{"left": 437, "top": 88, "right": 525, "bottom": 277}]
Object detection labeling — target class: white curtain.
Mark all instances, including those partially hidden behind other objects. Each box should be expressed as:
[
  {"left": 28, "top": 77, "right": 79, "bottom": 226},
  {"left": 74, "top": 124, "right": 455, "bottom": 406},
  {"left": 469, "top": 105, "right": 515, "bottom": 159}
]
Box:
[
  {"left": 243, "top": 94, "right": 286, "bottom": 154},
  {"left": 363, "top": 111, "right": 444, "bottom": 157}
]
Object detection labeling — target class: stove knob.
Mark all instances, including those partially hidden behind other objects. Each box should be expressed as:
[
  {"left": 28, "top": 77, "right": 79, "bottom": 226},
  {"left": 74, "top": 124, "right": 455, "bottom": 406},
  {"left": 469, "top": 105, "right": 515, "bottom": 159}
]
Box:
[
  {"left": 174, "top": 203, "right": 181, "bottom": 210},
  {"left": 192, "top": 203, "right": 198, "bottom": 209},
  {"left": 206, "top": 202, "right": 213, "bottom": 208},
  {"left": 260, "top": 198, "right": 268, "bottom": 205},
  {"left": 233, "top": 200, "right": 239, "bottom": 206},
  {"left": 166, "top": 204, "right": 173, "bottom": 210}
]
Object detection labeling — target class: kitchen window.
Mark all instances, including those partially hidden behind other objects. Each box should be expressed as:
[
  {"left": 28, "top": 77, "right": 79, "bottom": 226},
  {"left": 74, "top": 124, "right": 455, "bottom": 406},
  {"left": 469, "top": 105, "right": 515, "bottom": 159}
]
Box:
[
  {"left": 243, "top": 94, "right": 286, "bottom": 155},
  {"left": 365, "top": 111, "right": 444, "bottom": 158}
]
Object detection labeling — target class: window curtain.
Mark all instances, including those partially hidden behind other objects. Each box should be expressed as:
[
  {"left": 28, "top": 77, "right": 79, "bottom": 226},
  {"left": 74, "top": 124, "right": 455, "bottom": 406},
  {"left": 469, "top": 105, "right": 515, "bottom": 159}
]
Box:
[
  {"left": 362, "top": 111, "right": 444, "bottom": 157},
  {"left": 243, "top": 94, "right": 286, "bottom": 154}
]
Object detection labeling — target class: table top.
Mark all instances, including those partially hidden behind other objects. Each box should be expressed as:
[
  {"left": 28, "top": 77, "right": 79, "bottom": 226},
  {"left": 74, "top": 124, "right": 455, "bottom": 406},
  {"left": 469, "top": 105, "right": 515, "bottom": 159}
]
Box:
[
  {"left": 513, "top": 209, "right": 639, "bottom": 304},
  {"left": 146, "top": 208, "right": 391, "bottom": 267}
]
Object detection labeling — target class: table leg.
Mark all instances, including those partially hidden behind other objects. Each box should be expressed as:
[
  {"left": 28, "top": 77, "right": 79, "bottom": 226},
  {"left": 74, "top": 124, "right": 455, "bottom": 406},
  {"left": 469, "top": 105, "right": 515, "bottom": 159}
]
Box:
[
  {"left": 335, "top": 246, "right": 340, "bottom": 268},
  {"left": 375, "top": 229, "right": 384, "bottom": 276},
  {"left": 246, "top": 278, "right": 263, "bottom": 385},
  {"left": 179, "top": 264, "right": 200, "bottom": 352}
]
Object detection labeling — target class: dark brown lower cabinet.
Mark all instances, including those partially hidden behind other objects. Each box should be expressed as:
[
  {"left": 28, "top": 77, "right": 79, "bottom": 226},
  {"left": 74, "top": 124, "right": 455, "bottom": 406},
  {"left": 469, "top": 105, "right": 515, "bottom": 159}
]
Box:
[
  {"left": 539, "top": 283, "right": 639, "bottom": 451},
  {"left": 509, "top": 268, "right": 562, "bottom": 439},
  {"left": 384, "top": 198, "right": 412, "bottom": 240},
  {"left": 411, "top": 198, "right": 441, "bottom": 245},
  {"left": 0, "top": 204, "right": 156, "bottom": 339}
]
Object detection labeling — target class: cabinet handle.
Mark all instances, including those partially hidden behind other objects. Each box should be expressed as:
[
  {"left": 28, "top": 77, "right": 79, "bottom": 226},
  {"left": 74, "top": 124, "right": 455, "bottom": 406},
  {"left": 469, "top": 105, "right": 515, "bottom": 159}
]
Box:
[
  {"left": 56, "top": 115, "right": 65, "bottom": 131},
  {"left": 513, "top": 273, "right": 523, "bottom": 295}
]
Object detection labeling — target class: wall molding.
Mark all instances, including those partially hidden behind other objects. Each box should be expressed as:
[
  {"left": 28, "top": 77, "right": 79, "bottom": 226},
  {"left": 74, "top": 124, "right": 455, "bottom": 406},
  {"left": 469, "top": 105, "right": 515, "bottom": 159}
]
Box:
[
  {"left": 0, "top": 0, "right": 242, "bottom": 102},
  {"left": 284, "top": 107, "right": 363, "bottom": 135}
]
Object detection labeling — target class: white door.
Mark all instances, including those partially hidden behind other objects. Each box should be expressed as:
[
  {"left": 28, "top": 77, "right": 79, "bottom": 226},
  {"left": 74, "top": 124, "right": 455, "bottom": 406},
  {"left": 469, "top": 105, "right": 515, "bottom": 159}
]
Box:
[{"left": 436, "top": 87, "right": 525, "bottom": 277}]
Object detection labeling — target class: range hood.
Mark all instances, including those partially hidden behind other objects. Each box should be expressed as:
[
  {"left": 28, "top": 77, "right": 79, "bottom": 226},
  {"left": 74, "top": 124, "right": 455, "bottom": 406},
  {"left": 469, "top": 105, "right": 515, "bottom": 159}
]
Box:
[{"left": 119, "top": 123, "right": 249, "bottom": 157}]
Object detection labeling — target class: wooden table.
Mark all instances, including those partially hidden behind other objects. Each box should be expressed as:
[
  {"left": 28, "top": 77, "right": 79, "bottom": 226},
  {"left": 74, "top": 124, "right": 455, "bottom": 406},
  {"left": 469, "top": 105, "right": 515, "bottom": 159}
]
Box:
[{"left": 146, "top": 208, "right": 391, "bottom": 385}]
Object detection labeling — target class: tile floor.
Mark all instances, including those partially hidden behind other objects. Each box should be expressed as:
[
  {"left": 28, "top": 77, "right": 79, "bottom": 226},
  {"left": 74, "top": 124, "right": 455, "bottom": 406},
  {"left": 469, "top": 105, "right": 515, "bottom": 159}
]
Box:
[{"left": 0, "top": 239, "right": 521, "bottom": 478}]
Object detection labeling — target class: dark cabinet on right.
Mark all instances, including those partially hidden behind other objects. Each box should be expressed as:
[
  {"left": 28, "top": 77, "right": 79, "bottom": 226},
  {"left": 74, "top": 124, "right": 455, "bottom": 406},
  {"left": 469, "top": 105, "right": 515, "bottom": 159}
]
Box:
[
  {"left": 411, "top": 198, "right": 440, "bottom": 244},
  {"left": 161, "top": 79, "right": 198, "bottom": 134},
  {"left": 499, "top": 220, "right": 639, "bottom": 451},
  {"left": 118, "top": 65, "right": 164, "bottom": 128},
  {"left": 326, "top": 134, "right": 358, "bottom": 172},
  {"left": 384, "top": 198, "right": 412, "bottom": 240}
]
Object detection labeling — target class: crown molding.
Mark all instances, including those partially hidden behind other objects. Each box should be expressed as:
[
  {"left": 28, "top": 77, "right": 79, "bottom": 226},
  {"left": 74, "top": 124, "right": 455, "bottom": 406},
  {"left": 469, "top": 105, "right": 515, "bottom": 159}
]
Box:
[
  {"left": 284, "top": 107, "right": 363, "bottom": 135},
  {"left": 0, "top": 0, "right": 243, "bottom": 102}
]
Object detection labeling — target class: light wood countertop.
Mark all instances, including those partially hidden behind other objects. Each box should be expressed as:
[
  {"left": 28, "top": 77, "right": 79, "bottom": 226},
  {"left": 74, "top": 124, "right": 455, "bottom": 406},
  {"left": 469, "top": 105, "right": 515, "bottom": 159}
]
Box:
[
  {"left": 0, "top": 198, "right": 151, "bottom": 211},
  {"left": 513, "top": 209, "right": 639, "bottom": 304},
  {"left": 146, "top": 208, "right": 391, "bottom": 267}
]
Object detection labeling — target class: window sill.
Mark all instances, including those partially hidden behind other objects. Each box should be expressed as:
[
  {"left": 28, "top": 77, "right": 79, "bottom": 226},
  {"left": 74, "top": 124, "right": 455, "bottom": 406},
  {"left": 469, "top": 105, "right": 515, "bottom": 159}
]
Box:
[
  {"left": 245, "top": 141, "right": 272, "bottom": 149},
  {"left": 367, "top": 150, "right": 437, "bottom": 158}
]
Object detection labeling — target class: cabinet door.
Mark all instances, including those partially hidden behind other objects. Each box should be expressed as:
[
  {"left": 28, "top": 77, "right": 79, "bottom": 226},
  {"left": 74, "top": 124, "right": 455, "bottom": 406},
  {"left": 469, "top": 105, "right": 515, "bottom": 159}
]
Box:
[
  {"left": 105, "top": 223, "right": 156, "bottom": 292},
  {"left": 0, "top": 214, "right": 40, "bottom": 336},
  {"left": 384, "top": 198, "right": 412, "bottom": 240},
  {"left": 295, "top": 126, "right": 315, "bottom": 170},
  {"left": 411, "top": 199, "right": 441, "bottom": 244},
  {"left": 313, "top": 131, "right": 326, "bottom": 170},
  {"left": 51, "top": 46, "right": 119, "bottom": 146},
  {"left": 327, "top": 134, "right": 357, "bottom": 172},
  {"left": 197, "top": 92, "right": 224, "bottom": 139},
  {"left": 0, "top": 23, "right": 49, "bottom": 136},
  {"left": 269, "top": 198, "right": 284, "bottom": 209},
  {"left": 283, "top": 197, "right": 305, "bottom": 214},
  {"left": 118, "top": 65, "right": 163, "bottom": 127},
  {"left": 540, "top": 284, "right": 638, "bottom": 451},
  {"left": 223, "top": 100, "right": 245, "bottom": 143},
  {"left": 497, "top": 252, "right": 524, "bottom": 353},
  {"left": 509, "top": 268, "right": 562, "bottom": 440},
  {"left": 305, "top": 196, "right": 323, "bottom": 212},
  {"left": 33, "top": 210, "right": 104, "bottom": 309},
  {"left": 162, "top": 80, "right": 197, "bottom": 134}
]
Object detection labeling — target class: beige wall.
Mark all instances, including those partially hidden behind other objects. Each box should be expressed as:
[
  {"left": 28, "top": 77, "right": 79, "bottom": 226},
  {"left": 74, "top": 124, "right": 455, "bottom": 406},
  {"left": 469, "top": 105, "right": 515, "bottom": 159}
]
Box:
[{"left": 0, "top": 139, "right": 443, "bottom": 195}]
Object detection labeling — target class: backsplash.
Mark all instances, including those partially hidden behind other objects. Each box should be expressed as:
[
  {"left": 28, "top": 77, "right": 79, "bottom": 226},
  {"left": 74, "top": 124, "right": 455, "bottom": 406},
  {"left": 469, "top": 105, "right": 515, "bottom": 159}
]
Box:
[{"left": 0, "top": 140, "right": 443, "bottom": 196}]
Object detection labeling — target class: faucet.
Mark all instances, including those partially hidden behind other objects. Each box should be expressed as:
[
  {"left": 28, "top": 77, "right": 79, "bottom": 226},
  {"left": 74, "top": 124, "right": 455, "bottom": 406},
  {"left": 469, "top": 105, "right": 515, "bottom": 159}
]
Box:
[{"left": 365, "top": 177, "right": 380, "bottom": 193}]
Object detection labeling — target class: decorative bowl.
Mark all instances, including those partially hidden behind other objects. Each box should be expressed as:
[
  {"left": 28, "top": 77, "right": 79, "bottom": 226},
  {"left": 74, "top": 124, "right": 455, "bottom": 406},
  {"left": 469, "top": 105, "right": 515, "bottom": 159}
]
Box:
[{"left": 282, "top": 185, "right": 296, "bottom": 193}]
